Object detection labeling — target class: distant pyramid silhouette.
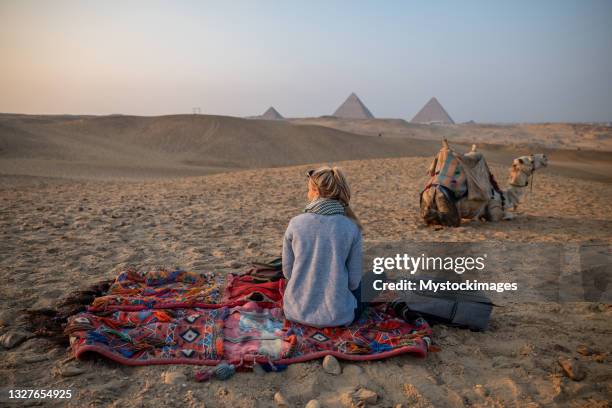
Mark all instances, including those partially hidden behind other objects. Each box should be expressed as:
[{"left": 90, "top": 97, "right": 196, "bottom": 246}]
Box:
[
  {"left": 411, "top": 97, "right": 454, "bottom": 124},
  {"left": 333, "top": 93, "right": 374, "bottom": 119},
  {"left": 259, "top": 107, "right": 284, "bottom": 120}
]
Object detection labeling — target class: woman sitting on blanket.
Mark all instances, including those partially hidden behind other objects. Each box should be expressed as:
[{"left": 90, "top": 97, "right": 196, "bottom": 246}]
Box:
[{"left": 282, "top": 166, "right": 363, "bottom": 328}]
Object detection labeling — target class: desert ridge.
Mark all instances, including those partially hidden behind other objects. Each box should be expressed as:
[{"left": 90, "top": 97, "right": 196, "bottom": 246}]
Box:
[
  {"left": 1, "top": 113, "right": 611, "bottom": 182},
  {"left": 0, "top": 113, "right": 430, "bottom": 180}
]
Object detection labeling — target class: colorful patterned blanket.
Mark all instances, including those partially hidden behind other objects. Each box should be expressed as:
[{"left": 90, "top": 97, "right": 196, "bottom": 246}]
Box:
[
  {"left": 426, "top": 147, "right": 467, "bottom": 198},
  {"left": 66, "top": 268, "right": 432, "bottom": 366}
]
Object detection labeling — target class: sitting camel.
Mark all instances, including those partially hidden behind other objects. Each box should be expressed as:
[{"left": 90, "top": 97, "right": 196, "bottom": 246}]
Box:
[{"left": 420, "top": 140, "right": 547, "bottom": 226}]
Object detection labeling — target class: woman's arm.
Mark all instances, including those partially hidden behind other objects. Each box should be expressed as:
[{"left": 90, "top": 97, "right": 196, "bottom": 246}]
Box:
[
  {"left": 282, "top": 226, "right": 294, "bottom": 279},
  {"left": 347, "top": 231, "right": 363, "bottom": 290}
]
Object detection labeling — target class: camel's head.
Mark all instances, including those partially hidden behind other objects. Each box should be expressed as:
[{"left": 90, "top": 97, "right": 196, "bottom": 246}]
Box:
[
  {"left": 531, "top": 153, "right": 548, "bottom": 170},
  {"left": 509, "top": 154, "right": 547, "bottom": 187}
]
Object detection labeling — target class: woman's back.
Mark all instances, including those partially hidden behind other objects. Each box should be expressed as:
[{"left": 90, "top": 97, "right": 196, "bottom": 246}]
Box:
[{"left": 282, "top": 212, "right": 362, "bottom": 327}]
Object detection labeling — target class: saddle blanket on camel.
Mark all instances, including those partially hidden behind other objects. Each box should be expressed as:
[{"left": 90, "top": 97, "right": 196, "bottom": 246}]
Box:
[{"left": 65, "top": 268, "right": 432, "bottom": 366}]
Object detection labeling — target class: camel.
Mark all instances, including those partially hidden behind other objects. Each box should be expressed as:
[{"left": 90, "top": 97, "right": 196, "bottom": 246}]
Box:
[{"left": 420, "top": 140, "right": 547, "bottom": 226}]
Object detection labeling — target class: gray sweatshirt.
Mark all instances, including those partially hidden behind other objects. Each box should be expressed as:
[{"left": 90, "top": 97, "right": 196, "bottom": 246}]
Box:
[{"left": 282, "top": 213, "right": 363, "bottom": 327}]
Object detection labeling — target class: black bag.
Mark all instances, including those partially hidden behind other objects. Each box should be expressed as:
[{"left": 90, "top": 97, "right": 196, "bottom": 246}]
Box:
[{"left": 392, "top": 277, "right": 494, "bottom": 331}]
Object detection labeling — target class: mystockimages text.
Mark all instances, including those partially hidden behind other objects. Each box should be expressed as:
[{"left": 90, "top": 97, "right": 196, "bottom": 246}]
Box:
[{"left": 371, "top": 254, "right": 519, "bottom": 293}]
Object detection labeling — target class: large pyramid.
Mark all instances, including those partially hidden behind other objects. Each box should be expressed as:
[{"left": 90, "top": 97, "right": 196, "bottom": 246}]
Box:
[
  {"left": 411, "top": 97, "right": 454, "bottom": 124},
  {"left": 333, "top": 93, "right": 375, "bottom": 119},
  {"left": 259, "top": 107, "right": 284, "bottom": 120}
]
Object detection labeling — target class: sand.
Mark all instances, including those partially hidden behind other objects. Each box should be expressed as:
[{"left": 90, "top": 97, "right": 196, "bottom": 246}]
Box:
[
  {"left": 0, "top": 113, "right": 433, "bottom": 180},
  {"left": 1, "top": 114, "right": 611, "bottom": 407},
  {"left": 3, "top": 113, "right": 612, "bottom": 183},
  {"left": 290, "top": 118, "right": 612, "bottom": 152},
  {"left": 1, "top": 154, "right": 611, "bottom": 407}
]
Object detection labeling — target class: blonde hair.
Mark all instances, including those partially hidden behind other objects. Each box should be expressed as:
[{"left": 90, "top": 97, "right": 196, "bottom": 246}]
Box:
[{"left": 309, "top": 166, "right": 362, "bottom": 230}]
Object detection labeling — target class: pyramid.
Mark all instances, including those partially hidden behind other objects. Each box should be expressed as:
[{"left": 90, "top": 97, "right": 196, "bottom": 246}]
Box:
[
  {"left": 411, "top": 97, "right": 454, "bottom": 124},
  {"left": 259, "top": 107, "right": 284, "bottom": 120},
  {"left": 332, "top": 93, "right": 375, "bottom": 119}
]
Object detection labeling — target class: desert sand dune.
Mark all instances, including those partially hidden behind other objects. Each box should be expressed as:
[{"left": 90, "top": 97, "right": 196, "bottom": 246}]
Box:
[
  {"left": 0, "top": 113, "right": 436, "bottom": 180},
  {"left": 1, "top": 114, "right": 611, "bottom": 183}
]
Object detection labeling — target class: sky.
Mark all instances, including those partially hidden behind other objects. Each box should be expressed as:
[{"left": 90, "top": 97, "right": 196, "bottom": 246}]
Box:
[{"left": 1, "top": 0, "right": 611, "bottom": 122}]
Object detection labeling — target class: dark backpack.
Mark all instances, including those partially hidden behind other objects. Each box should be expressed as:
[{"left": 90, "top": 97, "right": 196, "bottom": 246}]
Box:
[{"left": 392, "top": 277, "right": 494, "bottom": 331}]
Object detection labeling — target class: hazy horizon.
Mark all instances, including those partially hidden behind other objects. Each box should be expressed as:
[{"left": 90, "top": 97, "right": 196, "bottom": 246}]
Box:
[{"left": 1, "top": 0, "right": 611, "bottom": 122}]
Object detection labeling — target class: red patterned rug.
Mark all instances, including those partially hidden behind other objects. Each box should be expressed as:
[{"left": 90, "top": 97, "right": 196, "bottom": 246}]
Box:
[{"left": 66, "top": 268, "right": 432, "bottom": 366}]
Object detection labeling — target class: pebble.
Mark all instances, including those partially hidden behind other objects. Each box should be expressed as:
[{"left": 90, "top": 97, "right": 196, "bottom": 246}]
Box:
[
  {"left": 0, "top": 330, "right": 29, "bottom": 349},
  {"left": 591, "top": 352, "right": 606, "bottom": 363},
  {"left": 558, "top": 358, "right": 586, "bottom": 381},
  {"left": 576, "top": 344, "right": 595, "bottom": 356},
  {"left": 322, "top": 355, "right": 341, "bottom": 375},
  {"left": 273, "top": 391, "right": 289, "bottom": 407},
  {"left": 474, "top": 384, "right": 490, "bottom": 397},
  {"left": 305, "top": 400, "right": 321, "bottom": 408},
  {"left": 162, "top": 371, "right": 187, "bottom": 385},
  {"left": 60, "top": 365, "right": 85, "bottom": 377},
  {"left": 353, "top": 387, "right": 378, "bottom": 404},
  {"left": 339, "top": 392, "right": 355, "bottom": 406}
]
